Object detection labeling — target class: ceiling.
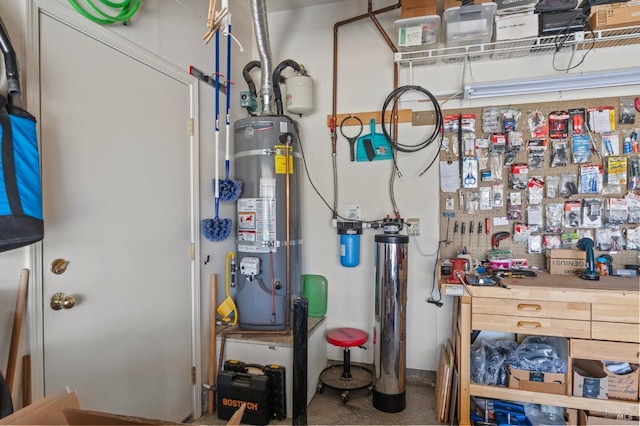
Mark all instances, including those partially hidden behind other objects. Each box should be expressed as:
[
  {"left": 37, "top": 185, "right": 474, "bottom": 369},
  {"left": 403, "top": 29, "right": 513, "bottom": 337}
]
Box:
[{"left": 266, "top": 0, "right": 349, "bottom": 12}]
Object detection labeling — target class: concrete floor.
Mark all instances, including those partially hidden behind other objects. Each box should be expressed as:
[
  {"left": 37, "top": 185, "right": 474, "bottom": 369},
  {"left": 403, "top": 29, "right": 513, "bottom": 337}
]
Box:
[{"left": 194, "top": 370, "right": 439, "bottom": 425}]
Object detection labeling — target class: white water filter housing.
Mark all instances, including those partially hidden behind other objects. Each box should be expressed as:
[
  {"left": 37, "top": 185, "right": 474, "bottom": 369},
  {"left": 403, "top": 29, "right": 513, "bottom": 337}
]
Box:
[{"left": 285, "top": 74, "right": 314, "bottom": 115}]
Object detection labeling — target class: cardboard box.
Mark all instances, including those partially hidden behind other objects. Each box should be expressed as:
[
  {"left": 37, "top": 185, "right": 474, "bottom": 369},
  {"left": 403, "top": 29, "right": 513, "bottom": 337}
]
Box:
[
  {"left": 579, "top": 410, "right": 640, "bottom": 425},
  {"left": 586, "top": 0, "right": 640, "bottom": 16},
  {"left": 401, "top": 0, "right": 437, "bottom": 19},
  {"left": 588, "top": 2, "right": 640, "bottom": 30},
  {"left": 574, "top": 359, "right": 609, "bottom": 399},
  {"left": 546, "top": 249, "right": 587, "bottom": 275},
  {"left": 0, "top": 390, "right": 80, "bottom": 425},
  {"left": 63, "top": 408, "right": 174, "bottom": 425},
  {"left": 603, "top": 362, "right": 640, "bottom": 401},
  {"left": 494, "top": 11, "right": 539, "bottom": 40},
  {"left": 0, "top": 390, "right": 177, "bottom": 425},
  {"left": 508, "top": 367, "right": 567, "bottom": 395}
]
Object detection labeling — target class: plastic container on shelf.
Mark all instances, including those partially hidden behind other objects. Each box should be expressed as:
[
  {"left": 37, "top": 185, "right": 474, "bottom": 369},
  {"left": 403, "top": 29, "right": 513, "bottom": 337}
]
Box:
[
  {"left": 394, "top": 15, "right": 441, "bottom": 52},
  {"left": 302, "top": 274, "right": 328, "bottom": 318},
  {"left": 443, "top": 3, "right": 497, "bottom": 61}
]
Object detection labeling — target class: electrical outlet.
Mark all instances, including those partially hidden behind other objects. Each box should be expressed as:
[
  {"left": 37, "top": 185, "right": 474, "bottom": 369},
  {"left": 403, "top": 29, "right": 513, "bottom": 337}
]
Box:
[{"left": 406, "top": 218, "right": 420, "bottom": 236}]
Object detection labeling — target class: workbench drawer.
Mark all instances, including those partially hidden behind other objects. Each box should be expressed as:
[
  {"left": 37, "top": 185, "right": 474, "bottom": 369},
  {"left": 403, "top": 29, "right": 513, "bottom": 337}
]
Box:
[
  {"left": 472, "top": 298, "right": 590, "bottom": 320},
  {"left": 473, "top": 314, "right": 590, "bottom": 338},
  {"left": 571, "top": 339, "right": 640, "bottom": 363},
  {"left": 592, "top": 303, "right": 640, "bottom": 324},
  {"left": 592, "top": 322, "right": 640, "bottom": 343}
]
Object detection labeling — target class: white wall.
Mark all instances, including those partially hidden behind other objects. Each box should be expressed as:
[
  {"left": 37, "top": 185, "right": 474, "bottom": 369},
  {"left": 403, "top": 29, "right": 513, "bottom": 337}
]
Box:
[{"left": 0, "top": 1, "right": 638, "bottom": 412}]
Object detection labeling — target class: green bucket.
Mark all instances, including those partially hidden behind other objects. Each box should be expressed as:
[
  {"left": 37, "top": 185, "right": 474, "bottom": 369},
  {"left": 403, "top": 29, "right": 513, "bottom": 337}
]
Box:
[{"left": 302, "top": 274, "right": 328, "bottom": 318}]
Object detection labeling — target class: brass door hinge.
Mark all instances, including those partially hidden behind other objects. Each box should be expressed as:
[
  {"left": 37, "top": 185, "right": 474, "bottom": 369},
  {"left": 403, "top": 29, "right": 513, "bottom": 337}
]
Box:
[
  {"left": 188, "top": 118, "right": 194, "bottom": 136},
  {"left": 192, "top": 366, "right": 196, "bottom": 385}
]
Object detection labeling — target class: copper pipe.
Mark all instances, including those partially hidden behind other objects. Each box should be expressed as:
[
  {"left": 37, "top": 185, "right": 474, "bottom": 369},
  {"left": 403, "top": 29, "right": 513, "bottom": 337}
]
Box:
[
  {"left": 285, "top": 137, "right": 291, "bottom": 330},
  {"left": 366, "top": 1, "right": 401, "bottom": 146},
  {"left": 367, "top": 1, "right": 398, "bottom": 53},
  {"left": 331, "top": 1, "right": 400, "bottom": 214},
  {"left": 331, "top": 0, "right": 401, "bottom": 153}
]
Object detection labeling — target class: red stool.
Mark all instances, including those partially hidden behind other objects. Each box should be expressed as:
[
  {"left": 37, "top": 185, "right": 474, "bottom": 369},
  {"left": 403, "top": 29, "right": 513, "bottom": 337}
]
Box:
[{"left": 317, "top": 327, "right": 373, "bottom": 403}]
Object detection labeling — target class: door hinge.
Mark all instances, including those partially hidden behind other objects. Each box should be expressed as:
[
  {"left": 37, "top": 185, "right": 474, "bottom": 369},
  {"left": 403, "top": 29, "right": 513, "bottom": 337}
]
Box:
[
  {"left": 192, "top": 366, "right": 196, "bottom": 385},
  {"left": 188, "top": 118, "right": 194, "bottom": 136},
  {"left": 189, "top": 243, "right": 195, "bottom": 261}
]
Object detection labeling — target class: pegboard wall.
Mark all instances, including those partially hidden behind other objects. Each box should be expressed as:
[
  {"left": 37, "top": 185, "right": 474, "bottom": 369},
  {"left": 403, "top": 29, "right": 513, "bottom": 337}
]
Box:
[{"left": 437, "top": 95, "right": 640, "bottom": 270}]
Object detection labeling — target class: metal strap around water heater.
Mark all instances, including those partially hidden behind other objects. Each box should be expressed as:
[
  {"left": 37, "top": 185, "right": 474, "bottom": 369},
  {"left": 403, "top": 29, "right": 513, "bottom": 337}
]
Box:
[
  {"left": 237, "top": 239, "right": 303, "bottom": 248},
  {"left": 235, "top": 148, "right": 303, "bottom": 159}
]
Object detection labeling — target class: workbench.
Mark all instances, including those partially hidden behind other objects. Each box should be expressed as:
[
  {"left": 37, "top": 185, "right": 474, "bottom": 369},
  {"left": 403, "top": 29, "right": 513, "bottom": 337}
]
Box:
[{"left": 440, "top": 273, "right": 640, "bottom": 425}]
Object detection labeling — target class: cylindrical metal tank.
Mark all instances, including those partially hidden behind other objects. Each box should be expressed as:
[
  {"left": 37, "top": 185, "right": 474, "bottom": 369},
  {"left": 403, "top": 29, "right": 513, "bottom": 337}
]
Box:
[
  {"left": 233, "top": 115, "right": 303, "bottom": 330},
  {"left": 372, "top": 233, "right": 409, "bottom": 413}
]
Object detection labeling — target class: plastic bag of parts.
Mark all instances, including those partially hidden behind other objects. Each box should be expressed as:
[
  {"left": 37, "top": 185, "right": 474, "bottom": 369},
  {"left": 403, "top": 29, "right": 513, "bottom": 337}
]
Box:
[
  {"left": 508, "top": 336, "right": 568, "bottom": 374},
  {"left": 470, "top": 339, "right": 519, "bottom": 386}
]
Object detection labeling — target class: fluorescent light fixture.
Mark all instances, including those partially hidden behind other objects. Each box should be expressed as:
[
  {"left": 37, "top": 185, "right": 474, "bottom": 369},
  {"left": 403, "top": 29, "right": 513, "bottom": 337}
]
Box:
[{"left": 463, "top": 68, "right": 640, "bottom": 99}]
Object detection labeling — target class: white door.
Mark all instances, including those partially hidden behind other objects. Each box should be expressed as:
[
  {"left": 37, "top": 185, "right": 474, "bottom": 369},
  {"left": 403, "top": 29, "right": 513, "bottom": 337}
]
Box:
[{"left": 31, "top": 4, "right": 199, "bottom": 422}]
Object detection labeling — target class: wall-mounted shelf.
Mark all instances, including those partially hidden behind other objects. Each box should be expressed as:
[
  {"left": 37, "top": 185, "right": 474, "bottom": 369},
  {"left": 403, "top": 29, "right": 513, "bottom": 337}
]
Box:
[{"left": 394, "top": 25, "right": 640, "bottom": 67}]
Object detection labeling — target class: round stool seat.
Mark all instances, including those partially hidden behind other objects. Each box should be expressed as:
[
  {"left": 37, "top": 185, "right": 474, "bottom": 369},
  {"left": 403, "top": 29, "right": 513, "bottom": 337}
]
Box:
[{"left": 326, "top": 327, "right": 368, "bottom": 348}]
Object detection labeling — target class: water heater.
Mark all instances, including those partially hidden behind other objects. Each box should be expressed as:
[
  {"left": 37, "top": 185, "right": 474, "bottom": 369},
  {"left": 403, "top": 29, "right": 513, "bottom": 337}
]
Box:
[
  {"left": 373, "top": 232, "right": 409, "bottom": 413},
  {"left": 233, "top": 115, "right": 303, "bottom": 330}
]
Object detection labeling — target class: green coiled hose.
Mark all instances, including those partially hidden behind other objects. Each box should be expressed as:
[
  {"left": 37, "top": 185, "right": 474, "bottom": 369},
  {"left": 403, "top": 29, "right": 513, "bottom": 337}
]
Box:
[{"left": 67, "top": 0, "right": 141, "bottom": 25}]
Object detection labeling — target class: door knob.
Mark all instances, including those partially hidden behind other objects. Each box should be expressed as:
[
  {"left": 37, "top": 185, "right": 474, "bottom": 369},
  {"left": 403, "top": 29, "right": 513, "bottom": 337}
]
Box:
[
  {"left": 50, "top": 292, "right": 76, "bottom": 310},
  {"left": 50, "top": 259, "right": 69, "bottom": 275}
]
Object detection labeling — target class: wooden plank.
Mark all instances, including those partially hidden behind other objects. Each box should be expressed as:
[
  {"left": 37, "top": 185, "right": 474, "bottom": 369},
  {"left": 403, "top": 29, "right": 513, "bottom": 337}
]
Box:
[
  {"left": 470, "top": 384, "right": 640, "bottom": 416},
  {"left": 326, "top": 109, "right": 413, "bottom": 127},
  {"left": 6, "top": 269, "right": 29, "bottom": 393},
  {"left": 22, "top": 355, "right": 30, "bottom": 408},
  {"left": 208, "top": 274, "right": 217, "bottom": 414},
  {"left": 435, "top": 344, "right": 451, "bottom": 423}
]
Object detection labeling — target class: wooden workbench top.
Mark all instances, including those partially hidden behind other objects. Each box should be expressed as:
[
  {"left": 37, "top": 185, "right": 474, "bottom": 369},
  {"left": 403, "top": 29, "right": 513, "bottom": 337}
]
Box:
[{"left": 441, "top": 272, "right": 639, "bottom": 305}]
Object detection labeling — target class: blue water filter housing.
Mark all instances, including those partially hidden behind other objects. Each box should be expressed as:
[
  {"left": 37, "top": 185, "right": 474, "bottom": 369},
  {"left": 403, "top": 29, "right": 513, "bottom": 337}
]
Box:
[{"left": 339, "top": 226, "right": 361, "bottom": 267}]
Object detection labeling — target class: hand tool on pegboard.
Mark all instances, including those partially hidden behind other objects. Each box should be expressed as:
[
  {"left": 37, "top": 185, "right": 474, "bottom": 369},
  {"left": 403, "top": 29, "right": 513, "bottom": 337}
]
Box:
[
  {"left": 443, "top": 212, "right": 455, "bottom": 245},
  {"left": 491, "top": 232, "right": 510, "bottom": 250}
]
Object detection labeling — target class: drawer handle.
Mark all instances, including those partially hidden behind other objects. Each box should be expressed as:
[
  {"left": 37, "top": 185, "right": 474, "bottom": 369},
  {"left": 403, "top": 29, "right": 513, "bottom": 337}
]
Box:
[
  {"left": 517, "top": 304, "right": 542, "bottom": 312},
  {"left": 517, "top": 321, "right": 541, "bottom": 329}
]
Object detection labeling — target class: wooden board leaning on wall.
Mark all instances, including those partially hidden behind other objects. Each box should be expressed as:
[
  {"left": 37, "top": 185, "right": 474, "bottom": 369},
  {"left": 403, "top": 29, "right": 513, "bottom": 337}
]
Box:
[{"left": 422, "top": 95, "right": 640, "bottom": 270}]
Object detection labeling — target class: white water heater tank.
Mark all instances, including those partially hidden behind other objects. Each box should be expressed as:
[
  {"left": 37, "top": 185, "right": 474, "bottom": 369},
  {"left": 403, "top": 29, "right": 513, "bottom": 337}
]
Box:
[{"left": 285, "top": 74, "right": 314, "bottom": 115}]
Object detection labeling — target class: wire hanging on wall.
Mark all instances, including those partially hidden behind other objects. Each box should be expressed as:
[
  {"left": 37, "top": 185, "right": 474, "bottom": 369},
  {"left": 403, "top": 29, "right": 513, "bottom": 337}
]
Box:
[{"left": 380, "top": 85, "right": 444, "bottom": 179}]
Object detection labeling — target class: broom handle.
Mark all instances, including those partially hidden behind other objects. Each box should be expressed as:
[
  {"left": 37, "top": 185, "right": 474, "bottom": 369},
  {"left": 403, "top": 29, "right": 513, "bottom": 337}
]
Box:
[
  {"left": 225, "top": 19, "right": 231, "bottom": 179},
  {"left": 214, "top": 29, "right": 221, "bottom": 210},
  {"left": 6, "top": 269, "right": 29, "bottom": 393},
  {"left": 208, "top": 274, "right": 217, "bottom": 414}
]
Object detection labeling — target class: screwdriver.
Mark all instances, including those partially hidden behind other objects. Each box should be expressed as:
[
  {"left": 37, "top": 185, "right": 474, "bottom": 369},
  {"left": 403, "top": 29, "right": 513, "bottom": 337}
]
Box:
[
  {"left": 461, "top": 221, "right": 466, "bottom": 237},
  {"left": 469, "top": 221, "right": 474, "bottom": 234},
  {"left": 478, "top": 221, "right": 482, "bottom": 235},
  {"left": 485, "top": 217, "right": 490, "bottom": 234},
  {"left": 454, "top": 221, "right": 459, "bottom": 235}
]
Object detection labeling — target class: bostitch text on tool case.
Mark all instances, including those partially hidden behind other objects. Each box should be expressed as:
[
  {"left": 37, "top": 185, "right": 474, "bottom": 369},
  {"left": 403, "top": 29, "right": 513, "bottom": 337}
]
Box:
[{"left": 0, "top": 95, "right": 43, "bottom": 252}]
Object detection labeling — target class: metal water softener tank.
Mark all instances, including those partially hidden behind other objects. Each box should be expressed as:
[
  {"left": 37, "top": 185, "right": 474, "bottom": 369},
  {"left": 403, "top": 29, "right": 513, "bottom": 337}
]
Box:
[
  {"left": 233, "top": 115, "right": 302, "bottom": 330},
  {"left": 373, "top": 233, "right": 409, "bottom": 413}
]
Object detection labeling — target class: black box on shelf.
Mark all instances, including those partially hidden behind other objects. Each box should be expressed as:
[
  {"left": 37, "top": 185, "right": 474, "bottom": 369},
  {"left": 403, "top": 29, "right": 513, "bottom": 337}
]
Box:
[{"left": 539, "top": 9, "right": 586, "bottom": 34}]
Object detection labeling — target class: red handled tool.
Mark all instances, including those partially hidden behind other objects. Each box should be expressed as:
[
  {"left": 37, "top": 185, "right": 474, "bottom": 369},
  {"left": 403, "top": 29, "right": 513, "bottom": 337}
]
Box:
[{"left": 491, "top": 232, "right": 510, "bottom": 249}]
